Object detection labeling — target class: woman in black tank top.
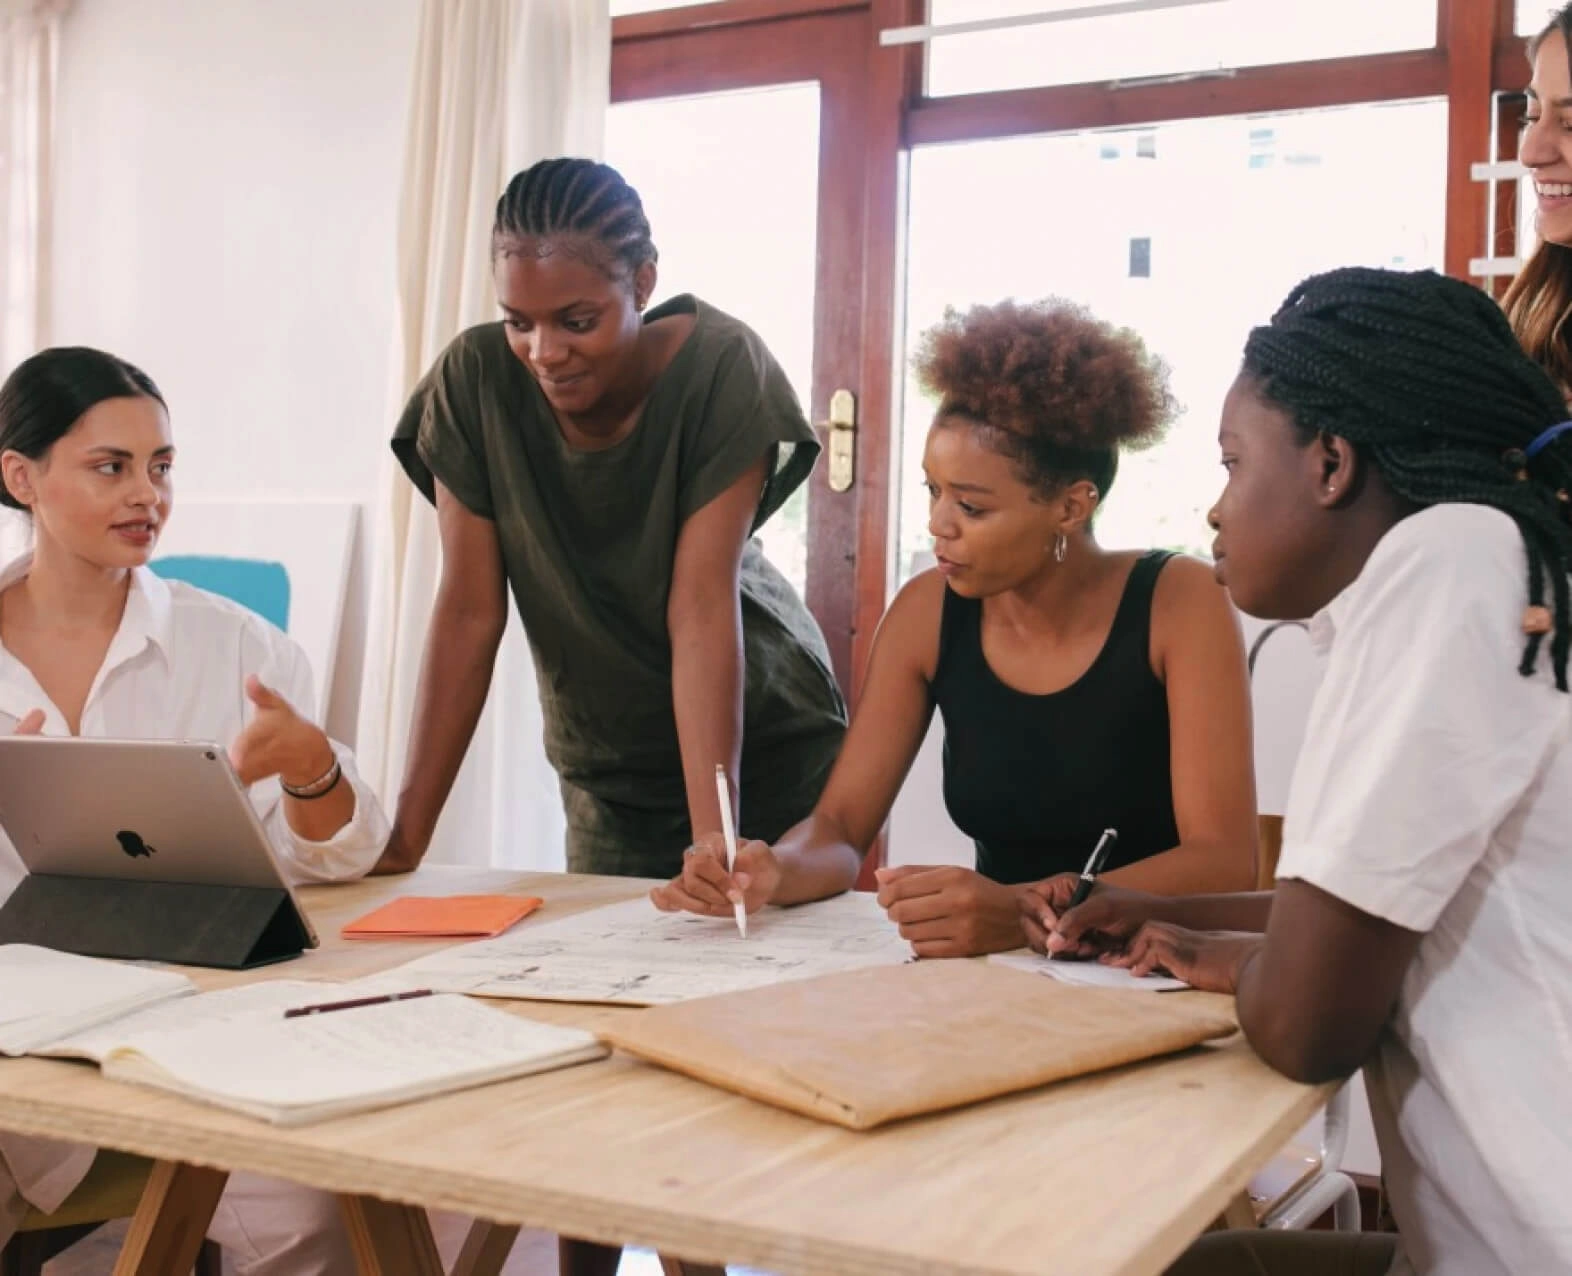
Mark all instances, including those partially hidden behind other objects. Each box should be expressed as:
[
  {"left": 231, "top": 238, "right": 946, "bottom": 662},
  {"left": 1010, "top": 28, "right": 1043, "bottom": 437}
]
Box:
[{"left": 653, "top": 299, "right": 1258, "bottom": 957}]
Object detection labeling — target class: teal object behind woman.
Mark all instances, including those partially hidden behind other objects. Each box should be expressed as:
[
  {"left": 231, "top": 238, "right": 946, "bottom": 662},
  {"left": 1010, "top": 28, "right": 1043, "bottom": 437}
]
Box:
[{"left": 151, "top": 555, "right": 291, "bottom": 632}]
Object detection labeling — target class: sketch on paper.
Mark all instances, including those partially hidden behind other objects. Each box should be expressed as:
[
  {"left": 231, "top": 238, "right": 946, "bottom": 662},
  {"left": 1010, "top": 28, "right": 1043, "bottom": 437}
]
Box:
[{"left": 383, "top": 892, "right": 914, "bottom": 1006}]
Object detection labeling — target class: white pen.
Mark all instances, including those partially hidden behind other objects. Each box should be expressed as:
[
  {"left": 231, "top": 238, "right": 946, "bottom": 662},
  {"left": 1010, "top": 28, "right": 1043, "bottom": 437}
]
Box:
[{"left": 714, "top": 764, "right": 748, "bottom": 939}]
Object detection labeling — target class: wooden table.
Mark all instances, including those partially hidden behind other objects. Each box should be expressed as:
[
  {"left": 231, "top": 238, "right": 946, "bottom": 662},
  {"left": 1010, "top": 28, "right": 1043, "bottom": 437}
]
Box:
[{"left": 0, "top": 867, "right": 1329, "bottom": 1276}]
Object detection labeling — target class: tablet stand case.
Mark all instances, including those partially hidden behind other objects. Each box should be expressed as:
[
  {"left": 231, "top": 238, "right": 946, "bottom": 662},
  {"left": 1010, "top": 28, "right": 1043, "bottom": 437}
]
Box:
[{"left": 0, "top": 874, "right": 311, "bottom": 969}]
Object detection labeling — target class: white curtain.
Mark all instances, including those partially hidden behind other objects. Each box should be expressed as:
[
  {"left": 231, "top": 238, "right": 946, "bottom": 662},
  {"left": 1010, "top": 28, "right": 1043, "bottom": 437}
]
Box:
[
  {"left": 357, "top": 0, "right": 609, "bottom": 870},
  {"left": 0, "top": 0, "right": 64, "bottom": 369},
  {"left": 0, "top": 0, "right": 65, "bottom": 562}
]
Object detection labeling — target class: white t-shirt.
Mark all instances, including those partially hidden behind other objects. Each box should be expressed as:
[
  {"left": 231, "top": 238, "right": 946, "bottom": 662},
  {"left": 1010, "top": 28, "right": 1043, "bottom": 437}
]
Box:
[{"left": 1278, "top": 503, "right": 1572, "bottom": 1276}]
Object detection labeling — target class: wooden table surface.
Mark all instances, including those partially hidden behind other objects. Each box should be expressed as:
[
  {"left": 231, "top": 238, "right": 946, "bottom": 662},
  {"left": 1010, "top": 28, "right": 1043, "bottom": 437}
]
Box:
[{"left": 0, "top": 867, "right": 1329, "bottom": 1276}]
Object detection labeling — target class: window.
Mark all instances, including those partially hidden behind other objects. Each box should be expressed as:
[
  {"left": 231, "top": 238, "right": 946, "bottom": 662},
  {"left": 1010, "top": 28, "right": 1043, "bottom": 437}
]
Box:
[
  {"left": 1519, "top": 0, "right": 1556, "bottom": 35},
  {"left": 893, "top": 100, "right": 1447, "bottom": 585},
  {"left": 925, "top": 0, "right": 1438, "bottom": 97}
]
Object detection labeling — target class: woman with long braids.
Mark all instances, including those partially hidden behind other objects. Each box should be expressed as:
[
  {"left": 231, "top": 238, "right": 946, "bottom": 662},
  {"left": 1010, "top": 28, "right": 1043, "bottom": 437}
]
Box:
[{"left": 1034, "top": 267, "right": 1572, "bottom": 1275}]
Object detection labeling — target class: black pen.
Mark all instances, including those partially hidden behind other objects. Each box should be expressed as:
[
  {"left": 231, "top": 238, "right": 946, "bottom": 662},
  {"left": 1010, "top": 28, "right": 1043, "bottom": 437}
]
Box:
[
  {"left": 1065, "top": 827, "right": 1119, "bottom": 912},
  {"left": 1047, "top": 829, "right": 1119, "bottom": 962},
  {"left": 282, "top": 989, "right": 433, "bottom": 1019}
]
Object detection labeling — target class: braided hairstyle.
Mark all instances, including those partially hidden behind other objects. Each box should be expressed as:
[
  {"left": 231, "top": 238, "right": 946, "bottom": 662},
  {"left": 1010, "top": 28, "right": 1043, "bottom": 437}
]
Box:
[
  {"left": 492, "top": 158, "right": 657, "bottom": 281},
  {"left": 1244, "top": 266, "right": 1572, "bottom": 689}
]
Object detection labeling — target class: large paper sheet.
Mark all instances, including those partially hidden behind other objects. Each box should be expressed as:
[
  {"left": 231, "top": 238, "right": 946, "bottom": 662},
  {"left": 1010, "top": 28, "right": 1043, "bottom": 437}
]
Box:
[{"left": 384, "top": 892, "right": 914, "bottom": 1006}]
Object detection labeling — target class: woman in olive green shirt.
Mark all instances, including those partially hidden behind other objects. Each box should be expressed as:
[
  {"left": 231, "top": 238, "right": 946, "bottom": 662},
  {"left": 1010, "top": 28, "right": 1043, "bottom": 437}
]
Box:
[{"left": 378, "top": 157, "right": 846, "bottom": 887}]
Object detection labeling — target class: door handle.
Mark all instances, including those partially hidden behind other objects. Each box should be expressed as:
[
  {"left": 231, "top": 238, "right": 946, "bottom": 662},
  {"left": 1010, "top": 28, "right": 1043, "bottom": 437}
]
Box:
[{"left": 822, "top": 388, "right": 856, "bottom": 493}]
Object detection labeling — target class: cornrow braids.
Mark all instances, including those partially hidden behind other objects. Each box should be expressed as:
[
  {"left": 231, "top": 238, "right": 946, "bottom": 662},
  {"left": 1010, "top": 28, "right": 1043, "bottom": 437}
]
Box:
[
  {"left": 1244, "top": 266, "right": 1572, "bottom": 690},
  {"left": 492, "top": 158, "right": 657, "bottom": 281}
]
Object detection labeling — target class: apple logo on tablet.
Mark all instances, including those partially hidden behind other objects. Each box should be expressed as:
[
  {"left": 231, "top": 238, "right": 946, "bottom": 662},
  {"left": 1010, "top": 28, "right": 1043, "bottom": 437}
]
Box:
[{"left": 116, "top": 830, "right": 156, "bottom": 859}]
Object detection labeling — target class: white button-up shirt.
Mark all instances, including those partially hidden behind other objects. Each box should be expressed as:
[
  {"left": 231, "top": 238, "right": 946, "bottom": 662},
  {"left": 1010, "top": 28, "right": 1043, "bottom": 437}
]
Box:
[
  {"left": 1278, "top": 503, "right": 1572, "bottom": 1276},
  {"left": 0, "top": 556, "right": 389, "bottom": 1228},
  {"left": 0, "top": 555, "right": 388, "bottom": 897}
]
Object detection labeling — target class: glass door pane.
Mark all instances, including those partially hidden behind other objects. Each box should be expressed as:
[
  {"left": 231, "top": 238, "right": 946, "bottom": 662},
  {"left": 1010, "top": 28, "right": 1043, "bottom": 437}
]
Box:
[
  {"left": 926, "top": 0, "right": 1438, "bottom": 97},
  {"left": 894, "top": 100, "right": 1448, "bottom": 586},
  {"left": 607, "top": 84, "right": 821, "bottom": 595},
  {"left": 1520, "top": 1, "right": 1556, "bottom": 34}
]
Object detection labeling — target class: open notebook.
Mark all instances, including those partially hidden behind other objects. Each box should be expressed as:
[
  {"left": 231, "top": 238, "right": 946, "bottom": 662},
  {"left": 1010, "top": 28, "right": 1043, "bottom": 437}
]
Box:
[
  {"left": 95, "top": 992, "right": 608, "bottom": 1126},
  {"left": 2, "top": 946, "right": 608, "bottom": 1124},
  {"left": 0, "top": 944, "right": 194, "bottom": 1056}
]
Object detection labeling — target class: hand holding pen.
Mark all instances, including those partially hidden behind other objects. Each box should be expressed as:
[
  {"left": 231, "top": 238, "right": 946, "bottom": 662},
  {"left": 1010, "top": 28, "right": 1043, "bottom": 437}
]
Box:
[
  {"left": 648, "top": 771, "right": 783, "bottom": 922},
  {"left": 1017, "top": 828, "right": 1118, "bottom": 959}
]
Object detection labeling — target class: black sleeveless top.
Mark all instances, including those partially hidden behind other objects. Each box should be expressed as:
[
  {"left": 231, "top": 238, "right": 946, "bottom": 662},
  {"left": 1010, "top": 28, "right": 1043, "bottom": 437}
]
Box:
[{"left": 933, "top": 551, "right": 1180, "bottom": 885}]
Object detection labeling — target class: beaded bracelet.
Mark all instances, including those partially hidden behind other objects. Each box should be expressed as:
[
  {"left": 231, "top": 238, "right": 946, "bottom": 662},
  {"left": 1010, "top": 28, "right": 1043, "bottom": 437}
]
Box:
[{"left": 281, "top": 757, "right": 343, "bottom": 801}]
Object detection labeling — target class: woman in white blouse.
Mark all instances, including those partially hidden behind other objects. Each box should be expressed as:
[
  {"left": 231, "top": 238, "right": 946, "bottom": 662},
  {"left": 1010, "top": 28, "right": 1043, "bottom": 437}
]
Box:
[
  {"left": 1035, "top": 268, "right": 1572, "bottom": 1275},
  {"left": 0, "top": 346, "right": 389, "bottom": 1274}
]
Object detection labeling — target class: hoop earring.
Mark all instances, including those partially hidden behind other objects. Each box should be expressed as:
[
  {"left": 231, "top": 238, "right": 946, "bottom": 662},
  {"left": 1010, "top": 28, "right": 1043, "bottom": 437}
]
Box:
[{"left": 1053, "top": 533, "right": 1067, "bottom": 563}]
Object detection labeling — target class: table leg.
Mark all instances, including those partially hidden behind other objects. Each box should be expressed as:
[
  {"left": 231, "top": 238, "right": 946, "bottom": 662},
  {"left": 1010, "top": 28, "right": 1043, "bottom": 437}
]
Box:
[
  {"left": 451, "top": 1221, "right": 521, "bottom": 1276},
  {"left": 111, "top": 1159, "right": 229, "bottom": 1276},
  {"left": 1211, "top": 1188, "right": 1258, "bottom": 1232},
  {"left": 339, "top": 1194, "right": 445, "bottom": 1276}
]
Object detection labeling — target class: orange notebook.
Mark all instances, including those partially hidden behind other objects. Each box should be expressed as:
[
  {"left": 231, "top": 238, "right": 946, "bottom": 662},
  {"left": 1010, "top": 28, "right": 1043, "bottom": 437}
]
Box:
[{"left": 341, "top": 895, "right": 543, "bottom": 940}]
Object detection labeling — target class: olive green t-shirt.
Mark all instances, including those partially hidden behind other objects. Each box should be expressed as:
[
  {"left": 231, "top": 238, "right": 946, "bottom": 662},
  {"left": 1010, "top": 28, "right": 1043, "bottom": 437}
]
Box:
[{"left": 391, "top": 294, "right": 847, "bottom": 857}]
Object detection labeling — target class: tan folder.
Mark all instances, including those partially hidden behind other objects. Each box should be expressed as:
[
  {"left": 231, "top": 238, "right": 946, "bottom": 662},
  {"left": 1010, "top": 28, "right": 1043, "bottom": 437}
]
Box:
[{"left": 600, "top": 960, "right": 1236, "bottom": 1129}]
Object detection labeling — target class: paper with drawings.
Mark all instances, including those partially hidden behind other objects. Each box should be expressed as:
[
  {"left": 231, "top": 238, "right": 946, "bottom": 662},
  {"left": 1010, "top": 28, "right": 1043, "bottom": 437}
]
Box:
[
  {"left": 989, "top": 950, "right": 1189, "bottom": 992},
  {"left": 383, "top": 892, "right": 915, "bottom": 1006}
]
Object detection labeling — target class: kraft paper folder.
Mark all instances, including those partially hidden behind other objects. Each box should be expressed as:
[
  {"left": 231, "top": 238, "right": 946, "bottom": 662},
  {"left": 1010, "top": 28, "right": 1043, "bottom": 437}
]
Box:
[{"left": 600, "top": 960, "right": 1236, "bottom": 1130}]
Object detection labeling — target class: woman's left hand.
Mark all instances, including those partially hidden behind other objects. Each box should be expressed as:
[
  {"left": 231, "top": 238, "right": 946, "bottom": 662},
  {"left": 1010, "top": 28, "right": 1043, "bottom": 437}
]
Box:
[
  {"left": 229, "top": 675, "right": 334, "bottom": 788},
  {"left": 874, "top": 865, "right": 1028, "bottom": 958},
  {"left": 1102, "top": 921, "right": 1262, "bottom": 994}
]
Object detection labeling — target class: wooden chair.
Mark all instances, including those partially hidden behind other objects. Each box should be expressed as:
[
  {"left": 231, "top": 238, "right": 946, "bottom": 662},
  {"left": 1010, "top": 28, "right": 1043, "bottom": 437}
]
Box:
[{"left": 0, "top": 1150, "right": 221, "bottom": 1276}]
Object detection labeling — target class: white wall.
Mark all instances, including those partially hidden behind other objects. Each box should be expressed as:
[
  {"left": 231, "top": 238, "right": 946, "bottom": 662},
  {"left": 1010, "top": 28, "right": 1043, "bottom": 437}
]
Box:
[{"left": 49, "top": 0, "right": 422, "bottom": 738}]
